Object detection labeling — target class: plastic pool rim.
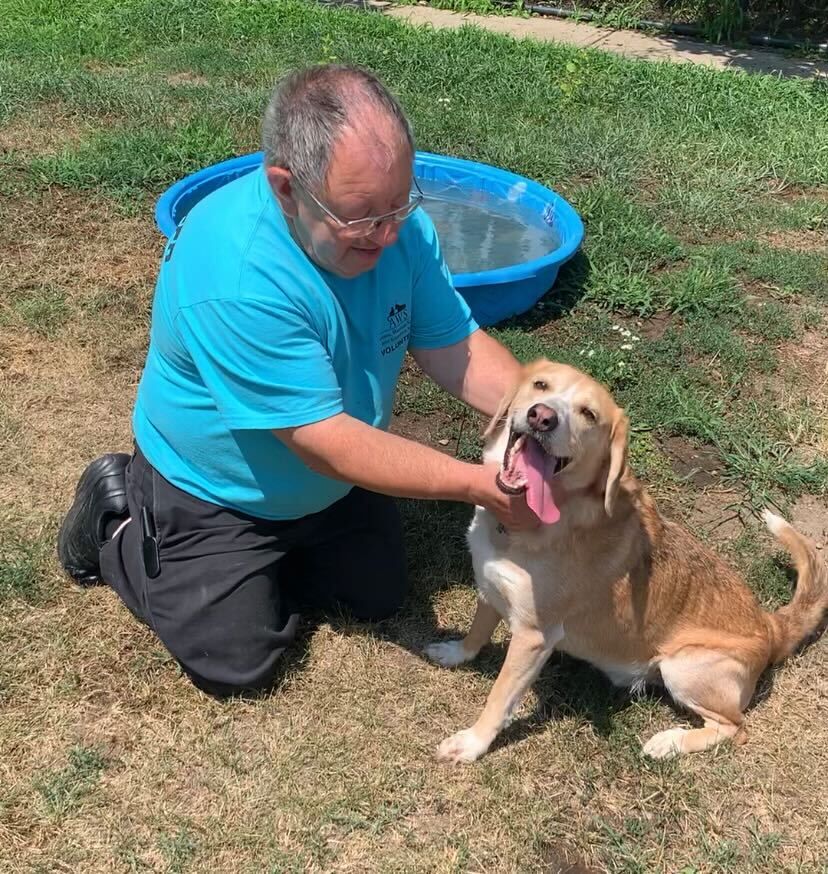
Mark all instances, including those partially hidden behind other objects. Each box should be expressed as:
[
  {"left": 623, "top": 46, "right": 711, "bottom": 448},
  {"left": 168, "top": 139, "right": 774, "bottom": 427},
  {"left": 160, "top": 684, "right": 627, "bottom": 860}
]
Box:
[{"left": 155, "top": 150, "right": 584, "bottom": 325}]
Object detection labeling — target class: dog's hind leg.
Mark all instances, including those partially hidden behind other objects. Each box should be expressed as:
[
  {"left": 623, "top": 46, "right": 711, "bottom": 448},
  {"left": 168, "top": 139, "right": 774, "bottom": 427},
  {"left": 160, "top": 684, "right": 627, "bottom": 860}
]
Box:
[
  {"left": 424, "top": 598, "right": 502, "bottom": 668},
  {"left": 642, "top": 648, "right": 757, "bottom": 759},
  {"left": 436, "top": 623, "right": 562, "bottom": 763}
]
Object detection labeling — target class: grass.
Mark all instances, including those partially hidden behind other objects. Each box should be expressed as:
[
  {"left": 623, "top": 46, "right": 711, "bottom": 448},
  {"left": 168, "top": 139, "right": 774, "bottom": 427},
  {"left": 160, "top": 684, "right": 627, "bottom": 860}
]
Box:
[
  {"left": 0, "top": 0, "right": 827, "bottom": 871},
  {"left": 34, "top": 746, "right": 108, "bottom": 819}
]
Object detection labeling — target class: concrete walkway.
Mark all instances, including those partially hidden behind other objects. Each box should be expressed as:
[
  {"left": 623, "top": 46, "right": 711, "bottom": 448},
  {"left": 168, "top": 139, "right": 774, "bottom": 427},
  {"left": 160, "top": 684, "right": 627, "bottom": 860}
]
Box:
[{"left": 385, "top": 5, "right": 828, "bottom": 79}]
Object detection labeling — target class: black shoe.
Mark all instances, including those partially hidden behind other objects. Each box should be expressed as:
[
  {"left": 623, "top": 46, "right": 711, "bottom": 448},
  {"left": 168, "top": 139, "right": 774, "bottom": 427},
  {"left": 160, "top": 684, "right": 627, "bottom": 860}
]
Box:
[{"left": 57, "top": 453, "right": 130, "bottom": 585}]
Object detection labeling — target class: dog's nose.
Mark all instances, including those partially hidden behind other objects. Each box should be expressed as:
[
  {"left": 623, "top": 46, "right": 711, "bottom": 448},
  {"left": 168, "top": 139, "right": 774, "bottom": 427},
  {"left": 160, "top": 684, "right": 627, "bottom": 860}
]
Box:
[{"left": 527, "top": 403, "right": 558, "bottom": 432}]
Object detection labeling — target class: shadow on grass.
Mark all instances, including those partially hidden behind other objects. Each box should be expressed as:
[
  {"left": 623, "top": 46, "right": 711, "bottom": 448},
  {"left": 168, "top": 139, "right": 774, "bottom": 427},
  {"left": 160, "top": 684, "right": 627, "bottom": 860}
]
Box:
[
  {"left": 317, "top": 488, "right": 821, "bottom": 746},
  {"left": 322, "top": 495, "right": 644, "bottom": 744},
  {"left": 503, "top": 249, "right": 593, "bottom": 332}
]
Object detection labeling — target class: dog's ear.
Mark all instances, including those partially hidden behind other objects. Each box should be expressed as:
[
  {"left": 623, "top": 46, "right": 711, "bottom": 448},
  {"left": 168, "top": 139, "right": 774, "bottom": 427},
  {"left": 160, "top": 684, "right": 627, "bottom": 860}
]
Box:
[
  {"left": 483, "top": 375, "right": 523, "bottom": 439},
  {"left": 604, "top": 410, "right": 629, "bottom": 516},
  {"left": 483, "top": 387, "right": 516, "bottom": 439}
]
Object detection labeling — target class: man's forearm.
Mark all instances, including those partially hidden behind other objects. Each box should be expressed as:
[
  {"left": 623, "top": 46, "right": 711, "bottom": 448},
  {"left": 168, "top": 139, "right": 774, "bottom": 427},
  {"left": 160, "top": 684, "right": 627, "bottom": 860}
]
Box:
[
  {"left": 412, "top": 329, "right": 521, "bottom": 419},
  {"left": 274, "top": 414, "right": 481, "bottom": 503}
]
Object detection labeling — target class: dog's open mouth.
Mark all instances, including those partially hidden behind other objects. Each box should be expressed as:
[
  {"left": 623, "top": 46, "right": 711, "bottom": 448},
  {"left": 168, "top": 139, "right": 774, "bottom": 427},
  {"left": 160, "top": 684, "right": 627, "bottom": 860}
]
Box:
[{"left": 496, "top": 431, "right": 570, "bottom": 524}]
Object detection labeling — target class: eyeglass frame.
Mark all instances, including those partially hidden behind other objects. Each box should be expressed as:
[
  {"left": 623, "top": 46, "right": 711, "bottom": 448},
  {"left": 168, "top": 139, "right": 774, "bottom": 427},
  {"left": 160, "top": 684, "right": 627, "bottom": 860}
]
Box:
[{"left": 290, "top": 170, "right": 424, "bottom": 238}]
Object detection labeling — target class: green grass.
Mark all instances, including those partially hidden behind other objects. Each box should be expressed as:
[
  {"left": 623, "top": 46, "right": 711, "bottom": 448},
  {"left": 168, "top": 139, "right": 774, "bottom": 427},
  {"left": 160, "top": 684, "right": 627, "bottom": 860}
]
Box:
[
  {"left": 157, "top": 828, "right": 199, "bottom": 874},
  {"left": 1, "top": 1, "right": 828, "bottom": 871},
  {"left": 1, "top": 286, "right": 71, "bottom": 337},
  {"left": 34, "top": 746, "right": 107, "bottom": 818},
  {"left": 29, "top": 119, "right": 237, "bottom": 202},
  {"left": 0, "top": 532, "right": 53, "bottom": 603}
]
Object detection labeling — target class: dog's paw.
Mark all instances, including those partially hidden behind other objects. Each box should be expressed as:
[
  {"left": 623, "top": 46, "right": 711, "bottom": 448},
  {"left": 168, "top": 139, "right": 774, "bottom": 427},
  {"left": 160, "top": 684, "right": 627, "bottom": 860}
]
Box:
[
  {"left": 424, "top": 640, "right": 471, "bottom": 668},
  {"left": 436, "top": 728, "right": 490, "bottom": 764},
  {"left": 642, "top": 728, "right": 686, "bottom": 760}
]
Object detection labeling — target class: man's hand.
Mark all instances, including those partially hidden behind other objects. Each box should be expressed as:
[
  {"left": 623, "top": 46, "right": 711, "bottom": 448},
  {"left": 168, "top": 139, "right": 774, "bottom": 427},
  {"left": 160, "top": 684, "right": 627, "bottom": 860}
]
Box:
[{"left": 467, "top": 463, "right": 540, "bottom": 532}]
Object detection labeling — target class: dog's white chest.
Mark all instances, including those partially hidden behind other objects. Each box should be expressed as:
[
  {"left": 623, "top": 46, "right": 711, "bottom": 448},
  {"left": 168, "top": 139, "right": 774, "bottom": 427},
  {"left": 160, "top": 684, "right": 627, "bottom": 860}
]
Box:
[{"left": 467, "top": 511, "right": 541, "bottom": 626}]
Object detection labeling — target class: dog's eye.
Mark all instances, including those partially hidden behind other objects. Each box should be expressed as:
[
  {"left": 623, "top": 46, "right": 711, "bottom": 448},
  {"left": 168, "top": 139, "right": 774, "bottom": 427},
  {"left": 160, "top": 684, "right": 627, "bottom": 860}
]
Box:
[
  {"left": 533, "top": 380, "right": 548, "bottom": 391},
  {"left": 581, "top": 407, "right": 597, "bottom": 423}
]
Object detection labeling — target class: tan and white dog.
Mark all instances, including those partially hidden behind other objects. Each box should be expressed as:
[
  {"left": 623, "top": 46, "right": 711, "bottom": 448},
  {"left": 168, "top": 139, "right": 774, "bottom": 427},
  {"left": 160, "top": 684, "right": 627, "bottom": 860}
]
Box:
[{"left": 425, "top": 360, "right": 828, "bottom": 763}]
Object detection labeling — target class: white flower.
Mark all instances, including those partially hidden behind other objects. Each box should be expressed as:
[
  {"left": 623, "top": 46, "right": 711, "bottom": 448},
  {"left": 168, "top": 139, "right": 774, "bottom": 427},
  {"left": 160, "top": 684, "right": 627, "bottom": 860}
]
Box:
[
  {"left": 587, "top": 349, "right": 595, "bottom": 358},
  {"left": 618, "top": 361, "right": 626, "bottom": 368},
  {"left": 611, "top": 325, "right": 621, "bottom": 331},
  {"left": 621, "top": 343, "right": 633, "bottom": 350},
  {"left": 631, "top": 335, "right": 641, "bottom": 342},
  {"left": 621, "top": 329, "right": 632, "bottom": 338}
]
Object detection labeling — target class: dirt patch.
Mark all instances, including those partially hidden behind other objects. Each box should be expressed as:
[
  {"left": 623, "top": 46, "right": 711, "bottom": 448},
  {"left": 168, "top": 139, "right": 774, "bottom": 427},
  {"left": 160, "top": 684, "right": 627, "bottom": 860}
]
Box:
[
  {"left": 776, "top": 323, "right": 828, "bottom": 453},
  {"left": 0, "top": 189, "right": 161, "bottom": 521},
  {"left": 760, "top": 228, "right": 827, "bottom": 254},
  {"left": 391, "top": 356, "right": 470, "bottom": 455},
  {"left": 791, "top": 495, "right": 828, "bottom": 549},
  {"left": 636, "top": 310, "right": 675, "bottom": 341},
  {"left": 661, "top": 435, "right": 724, "bottom": 488},
  {"left": 389, "top": 411, "right": 455, "bottom": 455},
  {"left": 82, "top": 60, "right": 130, "bottom": 76},
  {"left": 768, "top": 183, "right": 828, "bottom": 203},
  {"left": 0, "top": 104, "right": 95, "bottom": 158},
  {"left": 690, "top": 489, "right": 748, "bottom": 543},
  {"left": 0, "top": 188, "right": 161, "bottom": 297},
  {"left": 165, "top": 71, "right": 210, "bottom": 87},
  {"left": 779, "top": 326, "right": 828, "bottom": 384}
]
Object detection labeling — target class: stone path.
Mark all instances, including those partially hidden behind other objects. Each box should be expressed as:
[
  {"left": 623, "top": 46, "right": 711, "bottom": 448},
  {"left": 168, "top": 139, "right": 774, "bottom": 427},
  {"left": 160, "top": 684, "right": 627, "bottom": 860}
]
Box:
[{"left": 385, "top": 4, "right": 828, "bottom": 79}]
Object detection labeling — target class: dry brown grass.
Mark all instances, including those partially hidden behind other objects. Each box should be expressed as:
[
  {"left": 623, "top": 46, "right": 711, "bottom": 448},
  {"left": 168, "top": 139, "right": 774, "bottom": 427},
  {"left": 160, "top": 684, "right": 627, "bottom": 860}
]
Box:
[
  {"left": 0, "top": 105, "right": 91, "bottom": 159},
  {"left": 0, "top": 186, "right": 159, "bottom": 519},
  {"left": 2, "top": 122, "right": 828, "bottom": 874}
]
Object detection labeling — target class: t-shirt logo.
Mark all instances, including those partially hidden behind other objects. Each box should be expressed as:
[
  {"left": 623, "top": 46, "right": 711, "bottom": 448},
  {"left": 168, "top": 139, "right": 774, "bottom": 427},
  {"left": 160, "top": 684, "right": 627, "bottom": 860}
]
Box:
[
  {"left": 381, "top": 302, "right": 410, "bottom": 357},
  {"left": 387, "top": 302, "right": 407, "bottom": 326}
]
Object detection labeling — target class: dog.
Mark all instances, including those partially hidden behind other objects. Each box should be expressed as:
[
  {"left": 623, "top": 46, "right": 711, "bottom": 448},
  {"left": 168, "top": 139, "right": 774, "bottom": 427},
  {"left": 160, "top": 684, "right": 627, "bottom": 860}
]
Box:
[{"left": 425, "top": 360, "right": 828, "bottom": 763}]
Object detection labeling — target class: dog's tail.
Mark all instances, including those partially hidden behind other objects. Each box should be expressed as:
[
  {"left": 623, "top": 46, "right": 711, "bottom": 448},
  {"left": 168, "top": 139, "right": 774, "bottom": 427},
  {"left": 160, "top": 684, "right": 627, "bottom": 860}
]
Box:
[{"left": 762, "top": 510, "right": 828, "bottom": 663}]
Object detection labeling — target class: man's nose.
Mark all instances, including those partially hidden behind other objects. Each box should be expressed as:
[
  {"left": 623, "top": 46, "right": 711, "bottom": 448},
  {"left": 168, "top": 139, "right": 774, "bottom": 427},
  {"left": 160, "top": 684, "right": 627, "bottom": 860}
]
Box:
[{"left": 367, "top": 219, "right": 399, "bottom": 247}]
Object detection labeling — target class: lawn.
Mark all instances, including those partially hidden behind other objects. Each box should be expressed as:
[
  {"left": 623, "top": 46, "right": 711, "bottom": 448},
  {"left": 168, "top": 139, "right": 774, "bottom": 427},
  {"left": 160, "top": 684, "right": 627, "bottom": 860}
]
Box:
[{"left": 1, "top": 1, "right": 827, "bottom": 871}]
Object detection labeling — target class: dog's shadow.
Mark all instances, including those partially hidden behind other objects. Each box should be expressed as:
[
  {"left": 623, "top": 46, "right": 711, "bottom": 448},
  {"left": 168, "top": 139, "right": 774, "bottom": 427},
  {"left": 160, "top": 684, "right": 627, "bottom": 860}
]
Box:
[
  {"left": 324, "top": 497, "right": 644, "bottom": 744},
  {"left": 324, "top": 497, "right": 813, "bottom": 750}
]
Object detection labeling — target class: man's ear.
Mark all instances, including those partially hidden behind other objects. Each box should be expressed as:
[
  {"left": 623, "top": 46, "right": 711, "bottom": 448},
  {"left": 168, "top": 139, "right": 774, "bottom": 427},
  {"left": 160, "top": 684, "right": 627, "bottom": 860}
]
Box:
[
  {"left": 604, "top": 410, "right": 629, "bottom": 516},
  {"left": 265, "top": 165, "right": 299, "bottom": 218}
]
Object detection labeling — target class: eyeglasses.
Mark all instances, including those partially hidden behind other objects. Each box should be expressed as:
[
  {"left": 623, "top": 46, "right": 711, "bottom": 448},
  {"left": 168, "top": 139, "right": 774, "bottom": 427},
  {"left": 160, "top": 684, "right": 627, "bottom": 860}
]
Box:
[{"left": 292, "top": 172, "right": 424, "bottom": 239}]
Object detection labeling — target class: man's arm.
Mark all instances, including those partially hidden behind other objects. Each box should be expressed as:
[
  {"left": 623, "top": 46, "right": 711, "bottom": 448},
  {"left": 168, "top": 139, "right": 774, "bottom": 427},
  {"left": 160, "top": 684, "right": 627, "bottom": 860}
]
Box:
[
  {"left": 273, "top": 413, "right": 538, "bottom": 530},
  {"left": 411, "top": 328, "right": 521, "bottom": 418}
]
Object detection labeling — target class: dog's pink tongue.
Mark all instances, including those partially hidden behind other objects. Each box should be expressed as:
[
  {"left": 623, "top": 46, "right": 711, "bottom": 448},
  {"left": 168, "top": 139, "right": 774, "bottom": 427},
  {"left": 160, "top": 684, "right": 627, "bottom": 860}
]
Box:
[{"left": 513, "top": 438, "right": 560, "bottom": 524}]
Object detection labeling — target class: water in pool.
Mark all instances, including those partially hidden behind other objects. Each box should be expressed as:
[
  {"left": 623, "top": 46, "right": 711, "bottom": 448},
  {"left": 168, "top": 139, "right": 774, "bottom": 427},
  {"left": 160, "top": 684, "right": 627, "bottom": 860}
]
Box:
[{"left": 416, "top": 177, "right": 561, "bottom": 274}]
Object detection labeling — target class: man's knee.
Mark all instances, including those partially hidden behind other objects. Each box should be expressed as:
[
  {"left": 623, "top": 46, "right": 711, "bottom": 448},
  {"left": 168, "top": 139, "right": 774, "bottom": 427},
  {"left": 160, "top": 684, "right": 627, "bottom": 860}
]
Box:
[
  {"left": 183, "top": 660, "right": 282, "bottom": 699},
  {"left": 178, "top": 645, "right": 287, "bottom": 698},
  {"left": 165, "top": 613, "right": 301, "bottom": 698}
]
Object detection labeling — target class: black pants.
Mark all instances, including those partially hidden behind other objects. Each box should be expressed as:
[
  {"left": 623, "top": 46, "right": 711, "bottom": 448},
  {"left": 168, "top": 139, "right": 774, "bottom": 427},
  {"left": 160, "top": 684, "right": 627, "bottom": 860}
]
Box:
[{"left": 100, "top": 449, "right": 408, "bottom": 697}]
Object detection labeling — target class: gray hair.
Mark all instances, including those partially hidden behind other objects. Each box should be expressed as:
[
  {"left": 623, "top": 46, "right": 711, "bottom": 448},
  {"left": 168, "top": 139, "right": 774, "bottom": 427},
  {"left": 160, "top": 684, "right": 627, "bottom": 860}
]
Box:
[{"left": 261, "top": 64, "right": 414, "bottom": 190}]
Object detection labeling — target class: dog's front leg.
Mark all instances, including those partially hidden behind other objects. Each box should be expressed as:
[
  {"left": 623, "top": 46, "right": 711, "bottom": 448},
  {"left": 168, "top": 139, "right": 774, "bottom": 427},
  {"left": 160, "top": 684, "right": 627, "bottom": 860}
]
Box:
[
  {"left": 424, "top": 598, "right": 501, "bottom": 667},
  {"left": 436, "top": 624, "right": 562, "bottom": 764}
]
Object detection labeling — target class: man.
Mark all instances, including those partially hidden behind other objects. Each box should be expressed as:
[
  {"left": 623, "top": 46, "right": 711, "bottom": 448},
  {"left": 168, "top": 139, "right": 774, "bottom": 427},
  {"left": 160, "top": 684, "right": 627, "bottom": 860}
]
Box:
[{"left": 58, "top": 64, "right": 537, "bottom": 697}]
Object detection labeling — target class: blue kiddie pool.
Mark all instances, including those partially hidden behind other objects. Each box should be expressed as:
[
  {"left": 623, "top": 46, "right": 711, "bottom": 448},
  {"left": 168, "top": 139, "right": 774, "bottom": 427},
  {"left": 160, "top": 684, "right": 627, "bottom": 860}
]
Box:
[{"left": 155, "top": 151, "right": 584, "bottom": 326}]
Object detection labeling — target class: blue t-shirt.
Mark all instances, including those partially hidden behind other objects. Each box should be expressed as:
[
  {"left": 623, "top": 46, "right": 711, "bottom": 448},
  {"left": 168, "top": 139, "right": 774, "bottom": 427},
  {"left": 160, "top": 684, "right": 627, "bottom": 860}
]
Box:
[{"left": 133, "top": 165, "right": 478, "bottom": 520}]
